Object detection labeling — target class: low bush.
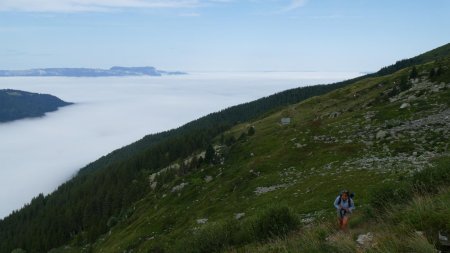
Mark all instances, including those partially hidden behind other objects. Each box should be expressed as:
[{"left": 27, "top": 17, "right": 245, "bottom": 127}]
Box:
[
  {"left": 175, "top": 206, "right": 300, "bottom": 253},
  {"left": 251, "top": 206, "right": 300, "bottom": 241},
  {"left": 389, "top": 195, "right": 450, "bottom": 235},
  {"left": 412, "top": 160, "right": 450, "bottom": 193},
  {"left": 184, "top": 221, "right": 237, "bottom": 253},
  {"left": 367, "top": 182, "right": 413, "bottom": 211}
]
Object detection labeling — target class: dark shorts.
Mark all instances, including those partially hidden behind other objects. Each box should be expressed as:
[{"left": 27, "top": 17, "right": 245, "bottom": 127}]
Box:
[{"left": 337, "top": 209, "right": 351, "bottom": 218}]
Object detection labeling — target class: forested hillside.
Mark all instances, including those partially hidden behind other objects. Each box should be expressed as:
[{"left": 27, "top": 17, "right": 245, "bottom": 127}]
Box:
[
  {"left": 0, "top": 89, "right": 72, "bottom": 123},
  {"left": 0, "top": 43, "right": 449, "bottom": 253}
]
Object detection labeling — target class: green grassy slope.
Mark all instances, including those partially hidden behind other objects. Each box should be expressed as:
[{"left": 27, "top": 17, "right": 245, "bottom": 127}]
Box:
[{"left": 52, "top": 51, "right": 450, "bottom": 252}]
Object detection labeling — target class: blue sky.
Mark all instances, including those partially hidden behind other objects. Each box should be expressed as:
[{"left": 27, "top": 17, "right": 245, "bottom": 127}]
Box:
[{"left": 0, "top": 0, "right": 449, "bottom": 72}]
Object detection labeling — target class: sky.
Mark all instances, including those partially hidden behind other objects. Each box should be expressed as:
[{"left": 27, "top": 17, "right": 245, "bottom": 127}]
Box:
[{"left": 0, "top": 0, "right": 449, "bottom": 72}]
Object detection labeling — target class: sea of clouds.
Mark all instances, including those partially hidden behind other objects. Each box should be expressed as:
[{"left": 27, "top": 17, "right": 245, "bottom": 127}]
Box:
[{"left": 0, "top": 71, "right": 360, "bottom": 218}]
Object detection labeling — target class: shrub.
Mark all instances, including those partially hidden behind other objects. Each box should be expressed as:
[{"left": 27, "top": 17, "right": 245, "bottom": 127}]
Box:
[
  {"left": 179, "top": 220, "right": 237, "bottom": 253},
  {"left": 411, "top": 161, "right": 450, "bottom": 193},
  {"left": 247, "top": 126, "right": 255, "bottom": 136},
  {"left": 251, "top": 206, "right": 300, "bottom": 241},
  {"left": 390, "top": 195, "right": 450, "bottom": 235},
  {"left": 367, "top": 182, "right": 413, "bottom": 211},
  {"left": 370, "top": 229, "right": 435, "bottom": 253},
  {"left": 175, "top": 206, "right": 300, "bottom": 253}
]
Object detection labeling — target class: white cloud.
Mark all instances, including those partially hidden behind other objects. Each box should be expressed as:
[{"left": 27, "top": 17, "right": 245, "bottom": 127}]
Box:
[
  {"left": 179, "top": 12, "right": 201, "bottom": 17},
  {"left": 0, "top": 0, "right": 202, "bottom": 12},
  {"left": 281, "top": 0, "right": 308, "bottom": 12},
  {"left": 0, "top": 0, "right": 306, "bottom": 13},
  {"left": 0, "top": 72, "right": 359, "bottom": 218}
]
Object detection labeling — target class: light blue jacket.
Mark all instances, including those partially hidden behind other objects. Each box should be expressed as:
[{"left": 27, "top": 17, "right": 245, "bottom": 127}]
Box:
[{"left": 334, "top": 196, "right": 354, "bottom": 212}]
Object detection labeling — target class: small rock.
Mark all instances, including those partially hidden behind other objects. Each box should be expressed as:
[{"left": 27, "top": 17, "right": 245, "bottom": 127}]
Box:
[
  {"left": 376, "top": 130, "right": 387, "bottom": 139},
  {"left": 171, "top": 182, "right": 188, "bottom": 193},
  {"left": 204, "top": 175, "right": 213, "bottom": 183},
  {"left": 196, "top": 218, "right": 208, "bottom": 224},
  {"left": 254, "top": 184, "right": 290, "bottom": 195},
  {"left": 149, "top": 173, "right": 157, "bottom": 183},
  {"left": 415, "top": 231, "right": 425, "bottom": 237},
  {"left": 356, "top": 232, "right": 373, "bottom": 246},
  {"left": 407, "top": 95, "right": 417, "bottom": 101},
  {"left": 301, "top": 217, "right": 315, "bottom": 224},
  {"left": 400, "top": 103, "right": 410, "bottom": 109},
  {"left": 235, "top": 213, "right": 245, "bottom": 220},
  {"left": 295, "top": 143, "right": 306, "bottom": 148},
  {"left": 329, "top": 111, "right": 341, "bottom": 118}
]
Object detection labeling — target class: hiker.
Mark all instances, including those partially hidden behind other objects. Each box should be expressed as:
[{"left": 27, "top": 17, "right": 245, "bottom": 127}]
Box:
[{"left": 334, "top": 190, "right": 354, "bottom": 231}]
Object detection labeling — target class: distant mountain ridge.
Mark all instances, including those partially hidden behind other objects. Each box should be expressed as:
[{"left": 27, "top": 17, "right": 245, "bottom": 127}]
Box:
[
  {"left": 0, "top": 66, "right": 186, "bottom": 77},
  {"left": 0, "top": 89, "right": 72, "bottom": 122}
]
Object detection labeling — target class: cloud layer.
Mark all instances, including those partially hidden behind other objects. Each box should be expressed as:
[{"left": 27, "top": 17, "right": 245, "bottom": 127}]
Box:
[
  {"left": 0, "top": 0, "right": 308, "bottom": 12},
  {"left": 0, "top": 0, "right": 201, "bottom": 12},
  {"left": 0, "top": 71, "right": 359, "bottom": 218},
  {"left": 281, "top": 0, "right": 308, "bottom": 12}
]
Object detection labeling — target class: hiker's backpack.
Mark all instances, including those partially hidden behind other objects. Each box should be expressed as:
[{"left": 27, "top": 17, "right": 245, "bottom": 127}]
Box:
[{"left": 337, "top": 192, "right": 354, "bottom": 207}]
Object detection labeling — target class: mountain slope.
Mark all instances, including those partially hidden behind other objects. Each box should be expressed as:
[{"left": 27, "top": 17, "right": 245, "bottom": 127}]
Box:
[
  {"left": 0, "top": 43, "right": 449, "bottom": 253},
  {"left": 80, "top": 49, "right": 450, "bottom": 252},
  {"left": 0, "top": 89, "right": 72, "bottom": 123},
  {"left": 0, "top": 66, "right": 185, "bottom": 77}
]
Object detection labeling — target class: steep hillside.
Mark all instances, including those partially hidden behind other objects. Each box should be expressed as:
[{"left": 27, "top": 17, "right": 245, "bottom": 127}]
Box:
[
  {"left": 0, "top": 43, "right": 449, "bottom": 253},
  {"left": 0, "top": 89, "right": 72, "bottom": 123},
  {"left": 0, "top": 72, "right": 368, "bottom": 253},
  {"left": 68, "top": 49, "right": 449, "bottom": 253}
]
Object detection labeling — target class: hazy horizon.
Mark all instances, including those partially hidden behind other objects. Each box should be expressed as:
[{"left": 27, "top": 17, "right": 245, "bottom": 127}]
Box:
[{"left": 1, "top": 1, "right": 449, "bottom": 72}]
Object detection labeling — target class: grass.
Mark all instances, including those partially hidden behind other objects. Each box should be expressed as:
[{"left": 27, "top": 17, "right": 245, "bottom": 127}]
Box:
[
  {"left": 170, "top": 205, "right": 299, "bottom": 253},
  {"left": 226, "top": 178, "right": 450, "bottom": 253},
  {"left": 54, "top": 56, "right": 450, "bottom": 253}
]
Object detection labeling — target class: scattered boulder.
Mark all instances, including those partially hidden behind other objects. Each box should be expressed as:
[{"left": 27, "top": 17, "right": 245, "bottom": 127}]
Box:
[
  {"left": 295, "top": 143, "right": 307, "bottom": 148},
  {"left": 356, "top": 232, "right": 373, "bottom": 247},
  {"left": 234, "top": 213, "right": 245, "bottom": 220},
  {"left": 329, "top": 111, "right": 341, "bottom": 118},
  {"left": 196, "top": 218, "right": 208, "bottom": 224},
  {"left": 301, "top": 217, "right": 314, "bottom": 224},
  {"left": 254, "top": 184, "right": 290, "bottom": 195},
  {"left": 149, "top": 173, "right": 157, "bottom": 183},
  {"left": 407, "top": 95, "right": 417, "bottom": 101},
  {"left": 376, "top": 130, "right": 387, "bottom": 139},
  {"left": 171, "top": 182, "right": 188, "bottom": 193},
  {"left": 400, "top": 103, "right": 410, "bottom": 109},
  {"left": 204, "top": 175, "right": 213, "bottom": 183},
  {"left": 415, "top": 230, "right": 425, "bottom": 237}
]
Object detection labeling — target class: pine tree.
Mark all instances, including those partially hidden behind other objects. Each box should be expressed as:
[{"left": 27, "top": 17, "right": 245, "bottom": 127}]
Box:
[
  {"left": 429, "top": 68, "right": 435, "bottom": 78},
  {"left": 238, "top": 132, "right": 247, "bottom": 141},
  {"left": 204, "top": 144, "right": 215, "bottom": 164},
  {"left": 436, "top": 65, "right": 443, "bottom": 76},
  {"left": 409, "top": 66, "right": 418, "bottom": 79},
  {"left": 399, "top": 76, "right": 411, "bottom": 91},
  {"left": 247, "top": 126, "right": 255, "bottom": 136}
]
